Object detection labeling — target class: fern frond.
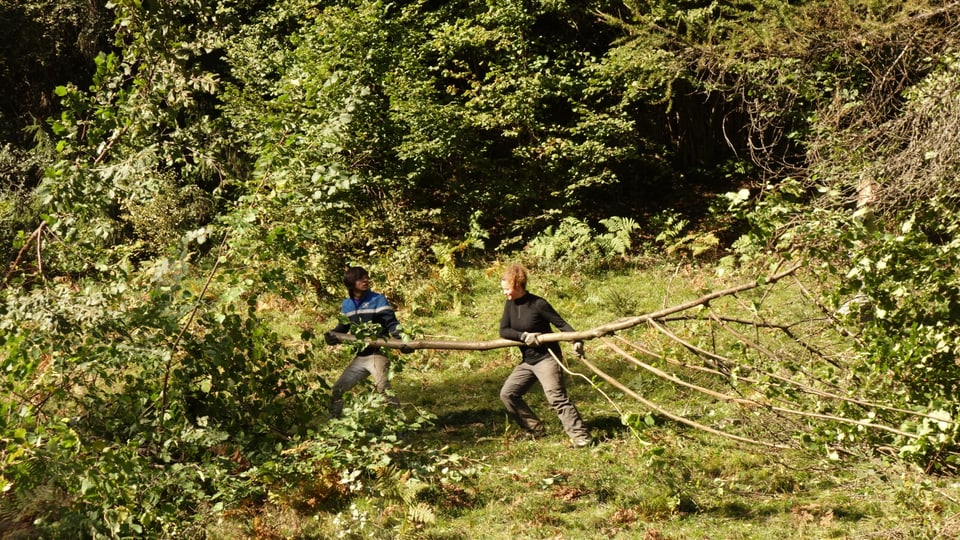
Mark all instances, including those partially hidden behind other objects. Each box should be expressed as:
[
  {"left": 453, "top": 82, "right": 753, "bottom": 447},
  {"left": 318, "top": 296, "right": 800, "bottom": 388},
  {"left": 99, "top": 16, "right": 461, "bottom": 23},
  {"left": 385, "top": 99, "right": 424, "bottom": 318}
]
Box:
[{"left": 407, "top": 502, "right": 436, "bottom": 525}]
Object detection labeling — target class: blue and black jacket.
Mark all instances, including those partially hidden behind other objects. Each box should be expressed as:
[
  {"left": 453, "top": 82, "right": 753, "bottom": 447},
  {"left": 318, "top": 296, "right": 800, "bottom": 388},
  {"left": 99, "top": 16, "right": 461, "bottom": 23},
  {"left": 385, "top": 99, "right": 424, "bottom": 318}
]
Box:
[{"left": 331, "top": 290, "right": 401, "bottom": 356}]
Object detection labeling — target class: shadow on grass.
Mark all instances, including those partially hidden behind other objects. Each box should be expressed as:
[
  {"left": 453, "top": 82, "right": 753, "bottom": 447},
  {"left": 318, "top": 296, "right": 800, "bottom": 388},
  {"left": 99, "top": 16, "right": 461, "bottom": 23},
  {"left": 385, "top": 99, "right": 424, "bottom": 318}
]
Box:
[
  {"left": 586, "top": 414, "right": 630, "bottom": 440},
  {"left": 433, "top": 408, "right": 504, "bottom": 425},
  {"left": 400, "top": 362, "right": 638, "bottom": 446},
  {"left": 705, "top": 500, "right": 869, "bottom": 523},
  {"left": 431, "top": 407, "right": 507, "bottom": 440}
]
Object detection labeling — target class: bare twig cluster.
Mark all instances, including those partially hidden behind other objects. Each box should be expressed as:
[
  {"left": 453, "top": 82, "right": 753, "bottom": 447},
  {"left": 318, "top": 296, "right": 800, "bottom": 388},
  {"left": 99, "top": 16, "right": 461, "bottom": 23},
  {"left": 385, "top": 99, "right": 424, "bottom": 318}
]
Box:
[{"left": 803, "top": 3, "right": 960, "bottom": 217}]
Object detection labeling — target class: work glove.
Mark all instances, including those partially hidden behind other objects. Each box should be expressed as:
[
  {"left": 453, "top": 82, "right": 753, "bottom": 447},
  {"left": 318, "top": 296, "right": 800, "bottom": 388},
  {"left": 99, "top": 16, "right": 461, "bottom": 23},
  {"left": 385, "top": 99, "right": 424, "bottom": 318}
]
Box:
[
  {"left": 520, "top": 332, "right": 541, "bottom": 346},
  {"left": 572, "top": 341, "right": 585, "bottom": 358},
  {"left": 323, "top": 332, "right": 339, "bottom": 346}
]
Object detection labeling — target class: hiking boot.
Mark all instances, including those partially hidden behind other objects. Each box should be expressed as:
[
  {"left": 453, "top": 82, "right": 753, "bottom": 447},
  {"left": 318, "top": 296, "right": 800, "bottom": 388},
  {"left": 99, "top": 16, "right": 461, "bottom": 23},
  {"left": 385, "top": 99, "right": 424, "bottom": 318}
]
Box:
[
  {"left": 570, "top": 437, "right": 593, "bottom": 448},
  {"left": 523, "top": 426, "right": 546, "bottom": 440},
  {"left": 508, "top": 426, "right": 545, "bottom": 442}
]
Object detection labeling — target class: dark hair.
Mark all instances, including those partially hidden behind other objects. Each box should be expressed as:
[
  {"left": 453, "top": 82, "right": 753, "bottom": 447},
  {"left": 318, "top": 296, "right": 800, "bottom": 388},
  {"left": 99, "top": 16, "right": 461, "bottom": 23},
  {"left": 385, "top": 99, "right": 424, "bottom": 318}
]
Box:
[{"left": 343, "top": 266, "right": 369, "bottom": 293}]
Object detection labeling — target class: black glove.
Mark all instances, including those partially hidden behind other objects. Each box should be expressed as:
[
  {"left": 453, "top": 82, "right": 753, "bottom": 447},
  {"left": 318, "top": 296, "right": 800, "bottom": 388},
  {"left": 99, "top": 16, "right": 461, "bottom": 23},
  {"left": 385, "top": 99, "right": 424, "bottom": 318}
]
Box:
[
  {"left": 323, "top": 332, "right": 339, "bottom": 346},
  {"left": 572, "top": 341, "right": 585, "bottom": 358},
  {"left": 520, "top": 332, "right": 541, "bottom": 346},
  {"left": 399, "top": 344, "right": 414, "bottom": 354}
]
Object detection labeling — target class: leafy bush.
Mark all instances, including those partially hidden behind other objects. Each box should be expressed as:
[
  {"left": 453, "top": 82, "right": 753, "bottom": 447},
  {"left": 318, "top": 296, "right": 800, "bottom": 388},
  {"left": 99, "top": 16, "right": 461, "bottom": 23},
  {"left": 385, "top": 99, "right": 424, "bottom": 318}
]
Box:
[
  {"left": 120, "top": 176, "right": 215, "bottom": 260},
  {"left": 834, "top": 200, "right": 960, "bottom": 470},
  {"left": 246, "top": 392, "right": 485, "bottom": 539},
  {"left": 0, "top": 249, "right": 330, "bottom": 536}
]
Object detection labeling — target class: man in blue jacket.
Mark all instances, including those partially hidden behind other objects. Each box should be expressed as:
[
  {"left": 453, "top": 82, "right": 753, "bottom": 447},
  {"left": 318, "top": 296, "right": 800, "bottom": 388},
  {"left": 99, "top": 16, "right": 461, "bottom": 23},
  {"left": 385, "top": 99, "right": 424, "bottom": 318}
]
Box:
[{"left": 324, "top": 266, "right": 403, "bottom": 418}]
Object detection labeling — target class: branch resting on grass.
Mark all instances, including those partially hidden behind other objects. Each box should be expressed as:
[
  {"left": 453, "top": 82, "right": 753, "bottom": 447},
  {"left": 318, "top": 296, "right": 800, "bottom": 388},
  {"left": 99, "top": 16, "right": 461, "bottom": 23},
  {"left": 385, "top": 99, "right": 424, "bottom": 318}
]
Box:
[
  {"left": 599, "top": 338, "right": 921, "bottom": 440},
  {"left": 577, "top": 343, "right": 793, "bottom": 449}
]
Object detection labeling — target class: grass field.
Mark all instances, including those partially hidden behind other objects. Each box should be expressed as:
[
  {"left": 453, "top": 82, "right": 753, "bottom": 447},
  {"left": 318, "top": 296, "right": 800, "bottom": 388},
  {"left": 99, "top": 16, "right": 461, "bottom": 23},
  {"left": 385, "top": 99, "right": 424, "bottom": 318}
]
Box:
[{"left": 218, "top": 264, "right": 960, "bottom": 539}]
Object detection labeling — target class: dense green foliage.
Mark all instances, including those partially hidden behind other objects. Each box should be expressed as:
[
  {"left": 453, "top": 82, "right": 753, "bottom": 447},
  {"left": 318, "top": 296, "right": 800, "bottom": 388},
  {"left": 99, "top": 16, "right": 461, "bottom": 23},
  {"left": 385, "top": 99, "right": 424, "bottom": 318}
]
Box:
[{"left": 4, "top": 0, "right": 960, "bottom": 536}]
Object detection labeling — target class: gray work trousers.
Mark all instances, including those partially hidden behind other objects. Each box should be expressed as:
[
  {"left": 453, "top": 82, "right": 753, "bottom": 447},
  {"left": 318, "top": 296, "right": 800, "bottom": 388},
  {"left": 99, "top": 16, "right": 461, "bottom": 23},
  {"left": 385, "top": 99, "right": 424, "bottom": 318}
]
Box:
[
  {"left": 329, "top": 353, "right": 400, "bottom": 418},
  {"left": 499, "top": 357, "right": 589, "bottom": 441}
]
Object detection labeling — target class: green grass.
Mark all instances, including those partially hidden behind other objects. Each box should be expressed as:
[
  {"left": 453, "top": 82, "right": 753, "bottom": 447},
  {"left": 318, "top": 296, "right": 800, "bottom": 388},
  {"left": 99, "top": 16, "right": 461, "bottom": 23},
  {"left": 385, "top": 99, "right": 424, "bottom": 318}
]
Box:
[
  {"left": 217, "top": 264, "right": 960, "bottom": 539},
  {"left": 387, "top": 361, "right": 960, "bottom": 539}
]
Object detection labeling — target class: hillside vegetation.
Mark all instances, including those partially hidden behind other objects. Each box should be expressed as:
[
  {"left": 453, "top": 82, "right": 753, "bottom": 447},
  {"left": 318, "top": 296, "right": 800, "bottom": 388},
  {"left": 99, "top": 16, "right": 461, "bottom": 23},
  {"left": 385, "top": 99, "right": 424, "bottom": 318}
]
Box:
[{"left": 3, "top": 0, "right": 960, "bottom": 537}]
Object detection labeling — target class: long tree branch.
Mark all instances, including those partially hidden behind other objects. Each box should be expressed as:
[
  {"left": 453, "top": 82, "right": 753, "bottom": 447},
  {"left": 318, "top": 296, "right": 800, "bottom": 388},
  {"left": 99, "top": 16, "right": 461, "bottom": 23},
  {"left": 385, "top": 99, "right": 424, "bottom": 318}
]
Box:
[
  {"left": 325, "top": 262, "right": 938, "bottom": 443},
  {"left": 328, "top": 264, "right": 802, "bottom": 350}
]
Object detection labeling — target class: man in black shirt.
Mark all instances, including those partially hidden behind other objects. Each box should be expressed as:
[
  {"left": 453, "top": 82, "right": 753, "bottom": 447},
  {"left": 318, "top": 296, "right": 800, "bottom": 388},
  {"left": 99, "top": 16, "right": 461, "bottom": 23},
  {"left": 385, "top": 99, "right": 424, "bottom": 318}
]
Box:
[{"left": 498, "top": 264, "right": 592, "bottom": 447}]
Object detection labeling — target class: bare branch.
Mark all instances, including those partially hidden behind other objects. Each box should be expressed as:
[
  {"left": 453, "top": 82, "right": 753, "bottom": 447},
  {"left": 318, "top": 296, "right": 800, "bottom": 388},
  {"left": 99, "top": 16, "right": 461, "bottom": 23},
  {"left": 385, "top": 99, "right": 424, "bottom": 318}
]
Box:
[
  {"left": 643, "top": 319, "right": 958, "bottom": 427},
  {"left": 601, "top": 338, "right": 923, "bottom": 440},
  {"left": 3, "top": 223, "right": 45, "bottom": 286},
  {"left": 574, "top": 349, "right": 792, "bottom": 449}
]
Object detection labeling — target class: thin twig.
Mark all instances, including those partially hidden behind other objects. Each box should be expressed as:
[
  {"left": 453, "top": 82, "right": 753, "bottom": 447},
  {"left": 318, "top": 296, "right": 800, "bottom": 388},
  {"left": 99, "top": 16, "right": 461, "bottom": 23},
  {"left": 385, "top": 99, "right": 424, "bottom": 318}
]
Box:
[
  {"left": 547, "top": 349, "right": 641, "bottom": 441},
  {"left": 35, "top": 225, "right": 43, "bottom": 279},
  {"left": 573, "top": 350, "right": 793, "bottom": 449},
  {"left": 158, "top": 229, "right": 230, "bottom": 417},
  {"left": 600, "top": 338, "right": 921, "bottom": 440},
  {"left": 644, "top": 320, "right": 959, "bottom": 427}
]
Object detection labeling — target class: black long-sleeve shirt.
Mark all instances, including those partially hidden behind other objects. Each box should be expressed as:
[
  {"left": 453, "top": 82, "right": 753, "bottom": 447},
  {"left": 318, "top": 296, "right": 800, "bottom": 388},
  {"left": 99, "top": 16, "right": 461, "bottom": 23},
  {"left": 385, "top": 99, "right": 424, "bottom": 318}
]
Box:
[{"left": 499, "top": 292, "right": 575, "bottom": 364}]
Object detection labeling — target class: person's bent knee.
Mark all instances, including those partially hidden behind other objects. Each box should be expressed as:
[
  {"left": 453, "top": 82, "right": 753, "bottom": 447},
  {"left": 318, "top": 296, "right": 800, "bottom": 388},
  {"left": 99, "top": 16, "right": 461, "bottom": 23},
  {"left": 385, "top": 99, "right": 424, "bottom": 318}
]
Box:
[{"left": 543, "top": 388, "right": 567, "bottom": 403}]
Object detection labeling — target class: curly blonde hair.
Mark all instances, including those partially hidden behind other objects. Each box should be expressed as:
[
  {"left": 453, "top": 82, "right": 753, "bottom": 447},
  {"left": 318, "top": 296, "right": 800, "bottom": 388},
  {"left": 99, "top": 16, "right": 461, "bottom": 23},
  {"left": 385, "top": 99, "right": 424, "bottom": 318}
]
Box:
[{"left": 501, "top": 264, "right": 528, "bottom": 291}]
